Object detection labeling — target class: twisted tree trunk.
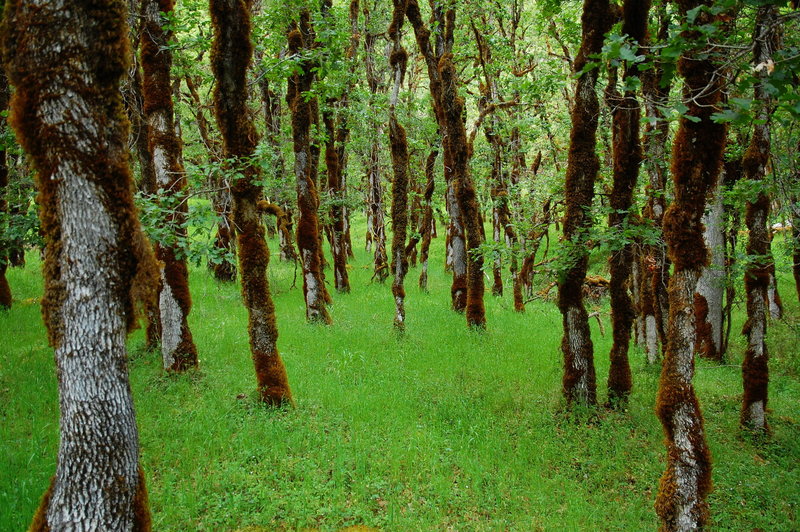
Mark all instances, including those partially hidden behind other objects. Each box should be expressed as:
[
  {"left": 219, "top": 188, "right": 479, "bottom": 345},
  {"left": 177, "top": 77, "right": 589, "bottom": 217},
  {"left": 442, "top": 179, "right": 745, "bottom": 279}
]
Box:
[
  {"left": 141, "top": 0, "right": 198, "bottom": 371},
  {"left": 211, "top": 0, "right": 293, "bottom": 404},
  {"left": 2, "top": 0, "right": 154, "bottom": 527},
  {"left": 558, "top": 0, "right": 612, "bottom": 405},
  {"left": 655, "top": 2, "right": 726, "bottom": 528}
]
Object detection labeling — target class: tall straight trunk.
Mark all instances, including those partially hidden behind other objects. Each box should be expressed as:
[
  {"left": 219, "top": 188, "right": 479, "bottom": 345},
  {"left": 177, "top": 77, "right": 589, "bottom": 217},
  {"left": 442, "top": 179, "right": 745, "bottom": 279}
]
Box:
[
  {"left": 388, "top": 0, "right": 410, "bottom": 329},
  {"left": 1, "top": 1, "right": 154, "bottom": 527},
  {"left": 655, "top": 2, "right": 726, "bottom": 528},
  {"left": 0, "top": 67, "right": 10, "bottom": 309},
  {"left": 741, "top": 4, "right": 780, "bottom": 432},
  {"left": 793, "top": 193, "right": 800, "bottom": 303},
  {"left": 141, "top": 0, "right": 198, "bottom": 371},
  {"left": 639, "top": 3, "right": 671, "bottom": 365},
  {"left": 211, "top": 0, "right": 293, "bottom": 404},
  {"left": 419, "top": 149, "right": 437, "bottom": 290},
  {"left": 694, "top": 171, "right": 725, "bottom": 361},
  {"left": 558, "top": 0, "right": 612, "bottom": 405},
  {"left": 287, "top": 12, "right": 332, "bottom": 323},
  {"left": 606, "top": 0, "right": 649, "bottom": 402}
]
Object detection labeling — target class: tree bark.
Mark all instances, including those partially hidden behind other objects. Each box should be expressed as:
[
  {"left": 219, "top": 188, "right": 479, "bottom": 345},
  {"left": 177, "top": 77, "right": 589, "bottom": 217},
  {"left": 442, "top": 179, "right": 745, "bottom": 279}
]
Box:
[
  {"left": 741, "top": 4, "right": 780, "bottom": 432},
  {"left": 287, "top": 11, "right": 332, "bottom": 323},
  {"left": 0, "top": 67, "right": 10, "bottom": 309},
  {"left": 558, "top": 0, "right": 612, "bottom": 405},
  {"left": 694, "top": 171, "right": 725, "bottom": 362},
  {"left": 418, "top": 149, "right": 437, "bottom": 290},
  {"left": 141, "top": 0, "right": 199, "bottom": 371},
  {"left": 605, "top": 0, "right": 649, "bottom": 403},
  {"left": 655, "top": 2, "right": 726, "bottom": 528},
  {"left": 211, "top": 0, "right": 293, "bottom": 404},
  {"left": 2, "top": 1, "right": 154, "bottom": 527}
]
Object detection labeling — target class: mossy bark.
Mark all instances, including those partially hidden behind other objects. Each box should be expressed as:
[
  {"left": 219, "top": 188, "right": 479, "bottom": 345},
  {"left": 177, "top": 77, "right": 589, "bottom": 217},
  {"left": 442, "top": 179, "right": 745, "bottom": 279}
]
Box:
[
  {"left": 211, "top": 0, "right": 293, "bottom": 404},
  {"left": 640, "top": 4, "right": 671, "bottom": 365},
  {"left": 388, "top": 0, "right": 410, "bottom": 330},
  {"left": 558, "top": 0, "right": 612, "bottom": 405},
  {"left": 694, "top": 172, "right": 725, "bottom": 362},
  {"left": 418, "top": 149, "right": 437, "bottom": 290},
  {"left": 287, "top": 12, "right": 332, "bottom": 323},
  {"left": 741, "top": 4, "right": 780, "bottom": 433},
  {"left": 0, "top": 67, "right": 10, "bottom": 309},
  {"left": 605, "top": 0, "right": 649, "bottom": 403},
  {"left": 655, "top": 2, "right": 726, "bottom": 528},
  {"left": 141, "top": 0, "right": 198, "bottom": 372},
  {"left": 1, "top": 0, "right": 154, "bottom": 527}
]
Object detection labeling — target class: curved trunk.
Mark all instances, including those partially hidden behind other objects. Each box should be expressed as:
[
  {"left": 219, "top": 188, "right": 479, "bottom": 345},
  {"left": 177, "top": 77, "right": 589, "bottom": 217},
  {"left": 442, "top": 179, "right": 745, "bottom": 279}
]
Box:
[
  {"left": 558, "top": 0, "right": 612, "bottom": 405},
  {"left": 141, "top": 0, "right": 198, "bottom": 371},
  {"left": 287, "top": 13, "right": 332, "bottom": 323},
  {"left": 2, "top": 1, "right": 153, "bottom": 527},
  {"left": 606, "top": 0, "right": 649, "bottom": 402},
  {"left": 741, "top": 4, "right": 780, "bottom": 432},
  {"left": 323, "top": 110, "right": 351, "bottom": 293},
  {"left": 655, "top": 2, "right": 725, "bottom": 528},
  {"left": 211, "top": 0, "right": 293, "bottom": 404}
]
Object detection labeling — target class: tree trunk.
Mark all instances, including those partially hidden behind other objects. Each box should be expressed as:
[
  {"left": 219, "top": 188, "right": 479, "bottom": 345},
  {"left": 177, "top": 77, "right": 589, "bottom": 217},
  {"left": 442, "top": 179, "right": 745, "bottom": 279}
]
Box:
[
  {"left": 639, "top": 3, "right": 671, "bottom": 365},
  {"left": 2, "top": 1, "right": 154, "bottom": 527},
  {"left": 655, "top": 2, "right": 725, "bottom": 528},
  {"left": 211, "top": 0, "right": 293, "bottom": 404},
  {"left": 793, "top": 194, "right": 800, "bottom": 304},
  {"left": 694, "top": 171, "right": 725, "bottom": 362},
  {"left": 741, "top": 4, "right": 780, "bottom": 432},
  {"left": 323, "top": 109, "right": 351, "bottom": 293},
  {"left": 605, "top": 0, "right": 649, "bottom": 403},
  {"left": 141, "top": 0, "right": 199, "bottom": 372},
  {"left": 419, "top": 149, "right": 437, "bottom": 290},
  {"left": 0, "top": 67, "right": 10, "bottom": 309},
  {"left": 286, "top": 12, "right": 332, "bottom": 323},
  {"left": 558, "top": 0, "right": 612, "bottom": 405}
]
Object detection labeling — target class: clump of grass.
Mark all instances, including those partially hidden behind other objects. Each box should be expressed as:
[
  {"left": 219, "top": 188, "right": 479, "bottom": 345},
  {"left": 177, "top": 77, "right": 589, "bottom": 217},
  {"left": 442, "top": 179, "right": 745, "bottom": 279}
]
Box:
[{"left": 1, "top": 223, "right": 798, "bottom": 531}]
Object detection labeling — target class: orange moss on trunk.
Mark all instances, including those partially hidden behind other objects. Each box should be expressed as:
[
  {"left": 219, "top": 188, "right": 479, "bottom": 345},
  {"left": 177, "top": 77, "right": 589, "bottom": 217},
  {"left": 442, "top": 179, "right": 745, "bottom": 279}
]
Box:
[
  {"left": 287, "top": 14, "right": 332, "bottom": 323},
  {"left": 655, "top": 1, "right": 725, "bottom": 527},
  {"left": 558, "top": 0, "right": 612, "bottom": 405},
  {"left": 418, "top": 150, "right": 437, "bottom": 290},
  {"left": 0, "top": 68, "right": 9, "bottom": 309},
  {"left": 211, "top": 0, "right": 293, "bottom": 404}
]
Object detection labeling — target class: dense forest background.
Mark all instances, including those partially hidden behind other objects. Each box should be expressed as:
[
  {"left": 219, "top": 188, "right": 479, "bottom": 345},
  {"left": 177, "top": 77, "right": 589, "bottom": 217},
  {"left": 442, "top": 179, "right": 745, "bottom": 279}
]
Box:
[{"left": 0, "top": 0, "right": 799, "bottom": 530}]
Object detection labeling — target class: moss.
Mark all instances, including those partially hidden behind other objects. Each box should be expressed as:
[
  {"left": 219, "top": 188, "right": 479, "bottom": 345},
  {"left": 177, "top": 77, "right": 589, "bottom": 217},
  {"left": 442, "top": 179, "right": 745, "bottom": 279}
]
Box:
[
  {"left": 132, "top": 465, "right": 152, "bottom": 531},
  {"left": 28, "top": 476, "right": 54, "bottom": 531}
]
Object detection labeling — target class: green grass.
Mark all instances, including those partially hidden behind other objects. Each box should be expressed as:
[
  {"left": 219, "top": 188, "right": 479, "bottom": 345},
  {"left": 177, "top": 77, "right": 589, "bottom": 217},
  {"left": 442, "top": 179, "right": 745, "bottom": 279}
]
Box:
[{"left": 1, "top": 228, "right": 799, "bottom": 531}]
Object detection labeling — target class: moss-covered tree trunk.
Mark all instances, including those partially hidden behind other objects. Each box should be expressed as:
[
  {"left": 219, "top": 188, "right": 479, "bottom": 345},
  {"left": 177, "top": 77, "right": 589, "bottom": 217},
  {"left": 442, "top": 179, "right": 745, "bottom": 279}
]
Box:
[
  {"left": 655, "top": 2, "right": 726, "bottom": 528},
  {"left": 639, "top": 4, "right": 671, "bottom": 365},
  {"left": 418, "top": 149, "right": 437, "bottom": 290},
  {"left": 558, "top": 0, "right": 611, "bottom": 405},
  {"left": 211, "top": 0, "right": 293, "bottom": 404},
  {"left": 1, "top": 1, "right": 154, "bottom": 527},
  {"left": 0, "top": 67, "right": 10, "bottom": 309},
  {"left": 287, "top": 11, "right": 332, "bottom": 323},
  {"left": 793, "top": 192, "right": 800, "bottom": 304},
  {"left": 741, "top": 4, "right": 780, "bottom": 432},
  {"left": 388, "top": 0, "right": 410, "bottom": 329},
  {"left": 605, "top": 0, "right": 649, "bottom": 402},
  {"left": 141, "top": 0, "right": 198, "bottom": 371}
]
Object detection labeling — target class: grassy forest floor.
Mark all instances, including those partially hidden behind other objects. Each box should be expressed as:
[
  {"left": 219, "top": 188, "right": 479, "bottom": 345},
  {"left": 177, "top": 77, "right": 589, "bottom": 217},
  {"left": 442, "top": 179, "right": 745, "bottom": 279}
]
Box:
[{"left": 1, "top": 224, "right": 799, "bottom": 531}]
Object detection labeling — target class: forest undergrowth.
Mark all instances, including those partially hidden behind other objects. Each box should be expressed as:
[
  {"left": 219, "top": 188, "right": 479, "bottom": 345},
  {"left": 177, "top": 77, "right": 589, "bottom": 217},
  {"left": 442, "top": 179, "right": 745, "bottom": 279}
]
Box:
[{"left": 1, "top": 221, "right": 799, "bottom": 531}]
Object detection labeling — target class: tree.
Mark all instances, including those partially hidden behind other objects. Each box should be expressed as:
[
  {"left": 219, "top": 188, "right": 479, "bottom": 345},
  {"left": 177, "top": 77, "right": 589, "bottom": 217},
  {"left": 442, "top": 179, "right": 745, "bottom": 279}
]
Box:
[
  {"left": 557, "top": 0, "right": 612, "bottom": 405},
  {"left": 0, "top": 65, "right": 10, "bottom": 309},
  {"left": 655, "top": 1, "right": 727, "bottom": 528},
  {"left": 210, "top": 0, "right": 293, "bottom": 404},
  {"left": 388, "top": 0, "right": 411, "bottom": 330},
  {"left": 741, "top": 3, "right": 781, "bottom": 432},
  {"left": 605, "top": 0, "right": 649, "bottom": 403},
  {"left": 1, "top": 0, "right": 154, "bottom": 527},
  {"left": 141, "top": 0, "right": 199, "bottom": 371},
  {"left": 287, "top": 8, "right": 333, "bottom": 324}
]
